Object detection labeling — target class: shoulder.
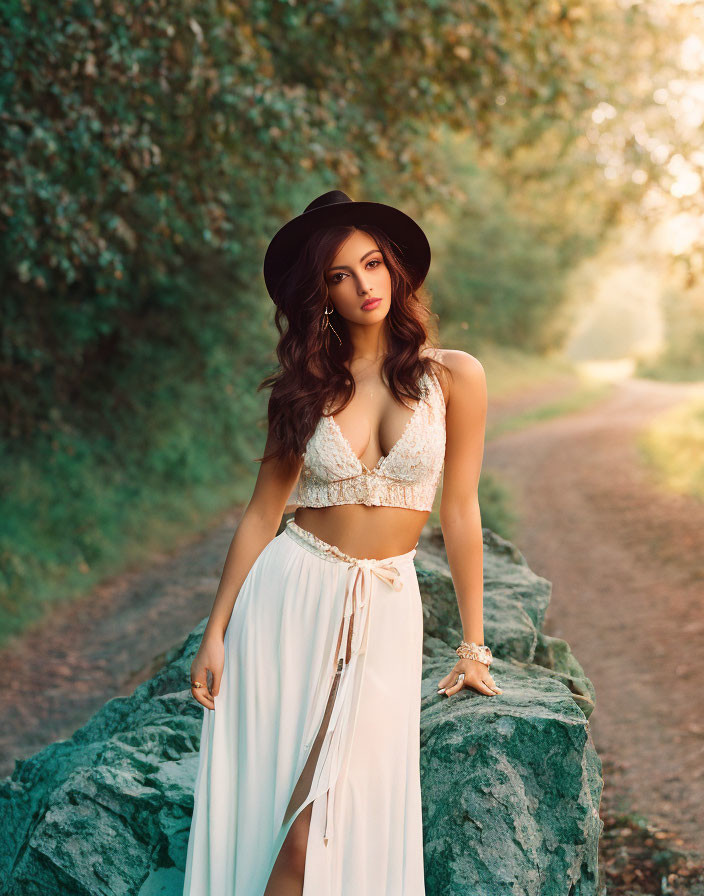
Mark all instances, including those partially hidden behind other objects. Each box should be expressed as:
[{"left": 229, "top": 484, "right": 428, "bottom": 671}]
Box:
[{"left": 424, "top": 347, "right": 485, "bottom": 409}]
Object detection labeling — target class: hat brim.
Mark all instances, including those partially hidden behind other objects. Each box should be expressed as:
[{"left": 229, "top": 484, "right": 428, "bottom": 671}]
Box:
[{"left": 263, "top": 200, "right": 430, "bottom": 300}]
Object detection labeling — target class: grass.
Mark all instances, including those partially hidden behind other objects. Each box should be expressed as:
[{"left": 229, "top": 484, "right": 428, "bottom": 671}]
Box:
[
  {"left": 638, "top": 395, "right": 704, "bottom": 502},
  {"left": 473, "top": 340, "right": 580, "bottom": 399},
  {"left": 0, "top": 390, "right": 263, "bottom": 649},
  {"left": 486, "top": 379, "right": 614, "bottom": 441}
]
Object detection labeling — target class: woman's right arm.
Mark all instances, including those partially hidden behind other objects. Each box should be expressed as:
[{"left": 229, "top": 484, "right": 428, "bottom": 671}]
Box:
[{"left": 190, "top": 427, "right": 303, "bottom": 709}]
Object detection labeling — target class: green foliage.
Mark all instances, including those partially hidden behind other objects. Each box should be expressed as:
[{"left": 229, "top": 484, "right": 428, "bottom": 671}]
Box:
[
  {"left": 0, "top": 0, "right": 623, "bottom": 636},
  {"left": 1, "top": 0, "right": 606, "bottom": 433},
  {"left": 0, "top": 304, "right": 269, "bottom": 643},
  {"left": 409, "top": 129, "right": 596, "bottom": 352},
  {"left": 478, "top": 471, "right": 517, "bottom": 543},
  {"left": 2, "top": 1, "right": 267, "bottom": 433},
  {"left": 638, "top": 396, "right": 704, "bottom": 503},
  {"left": 636, "top": 285, "right": 704, "bottom": 381}
]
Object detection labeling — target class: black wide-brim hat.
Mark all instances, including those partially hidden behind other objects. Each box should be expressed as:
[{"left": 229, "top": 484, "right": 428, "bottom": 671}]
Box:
[{"left": 263, "top": 190, "right": 431, "bottom": 302}]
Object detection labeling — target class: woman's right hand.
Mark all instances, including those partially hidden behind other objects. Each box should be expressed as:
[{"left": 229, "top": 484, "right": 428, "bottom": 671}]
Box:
[{"left": 190, "top": 630, "right": 225, "bottom": 711}]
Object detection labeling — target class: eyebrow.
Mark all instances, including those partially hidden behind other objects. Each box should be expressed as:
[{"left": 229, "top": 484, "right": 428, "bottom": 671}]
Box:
[{"left": 327, "top": 249, "right": 381, "bottom": 273}]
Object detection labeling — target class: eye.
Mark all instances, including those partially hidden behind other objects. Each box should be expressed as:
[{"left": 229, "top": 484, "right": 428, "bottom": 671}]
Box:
[{"left": 330, "top": 258, "right": 382, "bottom": 284}]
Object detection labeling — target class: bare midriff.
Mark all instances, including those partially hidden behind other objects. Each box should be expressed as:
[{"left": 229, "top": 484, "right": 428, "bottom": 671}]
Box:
[{"left": 293, "top": 504, "right": 431, "bottom": 560}]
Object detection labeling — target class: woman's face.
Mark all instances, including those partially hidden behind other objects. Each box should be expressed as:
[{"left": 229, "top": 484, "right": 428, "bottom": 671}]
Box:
[{"left": 324, "top": 229, "right": 392, "bottom": 323}]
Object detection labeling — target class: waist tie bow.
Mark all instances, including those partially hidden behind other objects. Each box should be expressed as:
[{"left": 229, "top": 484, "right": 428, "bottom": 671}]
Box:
[
  {"left": 321, "top": 556, "right": 405, "bottom": 845},
  {"left": 342, "top": 558, "right": 403, "bottom": 657}
]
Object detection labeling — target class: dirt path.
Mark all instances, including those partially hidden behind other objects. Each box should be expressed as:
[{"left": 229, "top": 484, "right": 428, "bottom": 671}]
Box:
[{"left": 484, "top": 375, "right": 704, "bottom": 860}]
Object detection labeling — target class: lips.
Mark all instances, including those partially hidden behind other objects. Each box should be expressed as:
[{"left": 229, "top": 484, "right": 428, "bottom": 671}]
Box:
[{"left": 361, "top": 297, "right": 382, "bottom": 310}]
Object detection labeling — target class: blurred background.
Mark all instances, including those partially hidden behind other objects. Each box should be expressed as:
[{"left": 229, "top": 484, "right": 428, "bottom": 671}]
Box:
[{"left": 1, "top": 0, "right": 703, "bottom": 889}]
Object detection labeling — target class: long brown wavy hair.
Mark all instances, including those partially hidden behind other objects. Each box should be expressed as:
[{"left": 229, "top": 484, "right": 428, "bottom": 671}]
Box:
[{"left": 256, "top": 223, "right": 449, "bottom": 469}]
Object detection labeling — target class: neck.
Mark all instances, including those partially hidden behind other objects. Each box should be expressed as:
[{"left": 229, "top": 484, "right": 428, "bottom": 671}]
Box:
[{"left": 345, "top": 320, "right": 388, "bottom": 365}]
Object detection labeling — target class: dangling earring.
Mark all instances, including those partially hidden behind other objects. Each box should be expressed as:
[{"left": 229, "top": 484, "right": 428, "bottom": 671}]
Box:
[{"left": 321, "top": 301, "right": 342, "bottom": 346}]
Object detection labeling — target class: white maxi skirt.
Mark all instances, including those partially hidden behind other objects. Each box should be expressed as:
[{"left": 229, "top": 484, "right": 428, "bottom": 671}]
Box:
[{"left": 182, "top": 517, "right": 426, "bottom": 895}]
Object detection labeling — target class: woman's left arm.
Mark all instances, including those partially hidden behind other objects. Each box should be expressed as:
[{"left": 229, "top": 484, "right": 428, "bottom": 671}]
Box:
[{"left": 437, "top": 350, "right": 502, "bottom": 698}]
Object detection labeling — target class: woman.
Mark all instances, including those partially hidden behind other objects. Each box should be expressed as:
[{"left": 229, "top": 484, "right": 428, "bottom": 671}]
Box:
[{"left": 182, "top": 190, "right": 501, "bottom": 896}]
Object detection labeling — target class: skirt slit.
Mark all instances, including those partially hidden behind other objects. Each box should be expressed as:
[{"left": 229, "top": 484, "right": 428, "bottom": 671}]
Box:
[{"left": 182, "top": 517, "right": 426, "bottom": 896}]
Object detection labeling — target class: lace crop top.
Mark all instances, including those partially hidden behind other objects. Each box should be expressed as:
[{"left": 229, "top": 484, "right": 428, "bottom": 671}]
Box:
[{"left": 292, "top": 368, "right": 447, "bottom": 511}]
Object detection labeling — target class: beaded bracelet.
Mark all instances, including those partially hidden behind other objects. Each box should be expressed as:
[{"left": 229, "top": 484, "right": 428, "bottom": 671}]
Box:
[{"left": 455, "top": 640, "right": 493, "bottom": 667}]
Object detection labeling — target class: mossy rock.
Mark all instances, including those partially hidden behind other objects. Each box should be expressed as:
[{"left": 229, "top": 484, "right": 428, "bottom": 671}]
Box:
[{"left": 0, "top": 529, "right": 602, "bottom": 895}]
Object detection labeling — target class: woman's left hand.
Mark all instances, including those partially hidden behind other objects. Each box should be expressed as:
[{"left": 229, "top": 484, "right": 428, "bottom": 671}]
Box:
[{"left": 437, "top": 658, "right": 502, "bottom": 697}]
